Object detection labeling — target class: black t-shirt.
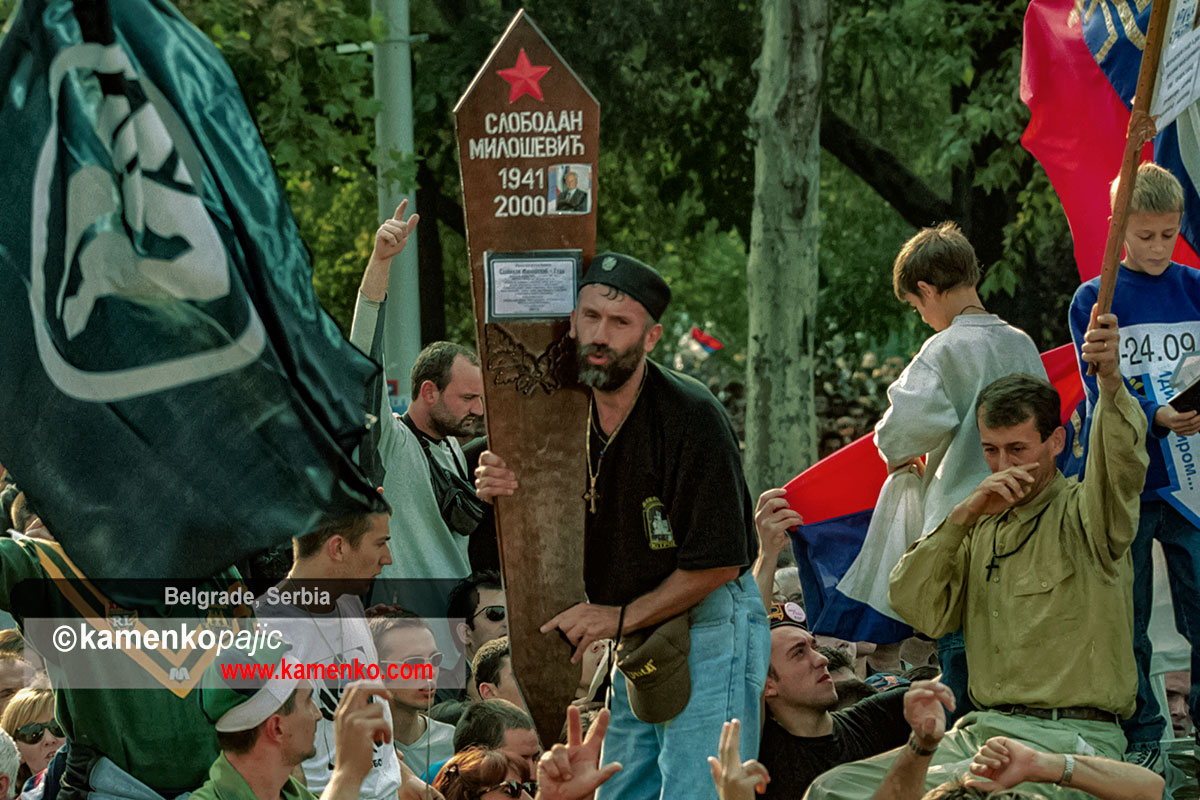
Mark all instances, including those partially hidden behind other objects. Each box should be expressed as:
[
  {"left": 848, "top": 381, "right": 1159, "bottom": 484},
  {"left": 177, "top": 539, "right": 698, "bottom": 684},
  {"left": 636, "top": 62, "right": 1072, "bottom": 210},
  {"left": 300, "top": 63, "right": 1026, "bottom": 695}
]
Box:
[
  {"left": 758, "top": 687, "right": 910, "bottom": 799},
  {"left": 584, "top": 361, "right": 756, "bottom": 606}
]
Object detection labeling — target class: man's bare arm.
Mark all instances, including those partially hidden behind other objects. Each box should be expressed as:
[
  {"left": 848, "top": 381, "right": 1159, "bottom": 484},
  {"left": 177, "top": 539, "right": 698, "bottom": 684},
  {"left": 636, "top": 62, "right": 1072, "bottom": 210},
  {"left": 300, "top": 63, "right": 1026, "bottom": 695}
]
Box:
[{"left": 966, "top": 737, "right": 1163, "bottom": 800}]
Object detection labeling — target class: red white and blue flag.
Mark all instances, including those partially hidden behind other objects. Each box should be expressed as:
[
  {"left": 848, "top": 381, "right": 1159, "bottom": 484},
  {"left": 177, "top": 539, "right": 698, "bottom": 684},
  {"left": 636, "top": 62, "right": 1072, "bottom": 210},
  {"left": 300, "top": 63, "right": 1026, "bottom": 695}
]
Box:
[
  {"left": 1022, "top": 0, "right": 1200, "bottom": 276},
  {"left": 784, "top": 346, "right": 1084, "bottom": 642},
  {"left": 784, "top": 0, "right": 1200, "bottom": 645}
]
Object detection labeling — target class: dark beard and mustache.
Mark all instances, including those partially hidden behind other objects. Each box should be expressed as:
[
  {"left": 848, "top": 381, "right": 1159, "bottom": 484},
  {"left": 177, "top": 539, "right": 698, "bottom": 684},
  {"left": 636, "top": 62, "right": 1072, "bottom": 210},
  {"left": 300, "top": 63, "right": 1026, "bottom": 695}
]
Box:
[
  {"left": 429, "top": 402, "right": 485, "bottom": 439},
  {"left": 577, "top": 340, "right": 642, "bottom": 392}
]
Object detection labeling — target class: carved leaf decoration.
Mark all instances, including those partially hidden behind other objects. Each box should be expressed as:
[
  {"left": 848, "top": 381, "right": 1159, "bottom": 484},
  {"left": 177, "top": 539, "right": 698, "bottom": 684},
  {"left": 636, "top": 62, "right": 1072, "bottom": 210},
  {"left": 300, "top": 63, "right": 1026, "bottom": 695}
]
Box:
[{"left": 486, "top": 325, "right": 573, "bottom": 396}]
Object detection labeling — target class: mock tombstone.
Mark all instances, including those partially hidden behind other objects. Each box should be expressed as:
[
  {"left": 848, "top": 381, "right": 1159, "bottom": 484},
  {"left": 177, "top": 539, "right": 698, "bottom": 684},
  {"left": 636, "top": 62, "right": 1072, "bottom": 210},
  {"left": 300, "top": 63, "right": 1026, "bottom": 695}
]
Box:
[{"left": 453, "top": 10, "right": 598, "bottom": 744}]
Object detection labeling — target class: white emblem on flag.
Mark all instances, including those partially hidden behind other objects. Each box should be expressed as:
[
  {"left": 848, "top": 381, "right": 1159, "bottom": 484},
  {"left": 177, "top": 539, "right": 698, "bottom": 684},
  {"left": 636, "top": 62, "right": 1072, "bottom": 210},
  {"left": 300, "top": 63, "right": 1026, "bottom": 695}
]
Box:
[{"left": 28, "top": 43, "right": 265, "bottom": 402}]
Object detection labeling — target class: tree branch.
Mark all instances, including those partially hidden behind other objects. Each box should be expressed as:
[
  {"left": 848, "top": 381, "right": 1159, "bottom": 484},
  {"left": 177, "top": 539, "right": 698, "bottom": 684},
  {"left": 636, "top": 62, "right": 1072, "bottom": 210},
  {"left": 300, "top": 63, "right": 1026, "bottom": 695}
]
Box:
[{"left": 820, "top": 105, "right": 953, "bottom": 228}]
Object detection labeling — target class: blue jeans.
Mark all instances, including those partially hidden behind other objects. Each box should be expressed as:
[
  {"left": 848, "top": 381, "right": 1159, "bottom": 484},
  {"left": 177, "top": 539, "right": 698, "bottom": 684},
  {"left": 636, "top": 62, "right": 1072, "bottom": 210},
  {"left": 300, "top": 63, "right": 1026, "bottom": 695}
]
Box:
[
  {"left": 88, "top": 758, "right": 183, "bottom": 800},
  {"left": 1123, "top": 500, "right": 1200, "bottom": 749},
  {"left": 938, "top": 629, "right": 975, "bottom": 724},
  {"left": 596, "top": 573, "right": 770, "bottom": 800}
]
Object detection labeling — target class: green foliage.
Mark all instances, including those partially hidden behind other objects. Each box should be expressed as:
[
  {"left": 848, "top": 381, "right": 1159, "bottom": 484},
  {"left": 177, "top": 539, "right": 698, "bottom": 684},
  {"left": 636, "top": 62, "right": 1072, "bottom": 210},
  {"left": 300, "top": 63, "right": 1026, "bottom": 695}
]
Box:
[
  {"left": 824, "top": 0, "right": 1076, "bottom": 353},
  {"left": 817, "top": 153, "right": 927, "bottom": 356},
  {"left": 596, "top": 150, "right": 748, "bottom": 373},
  {"left": 982, "top": 167, "right": 1078, "bottom": 347},
  {"left": 1, "top": 0, "right": 1083, "bottom": 434},
  {"left": 174, "top": 0, "right": 383, "bottom": 334}
]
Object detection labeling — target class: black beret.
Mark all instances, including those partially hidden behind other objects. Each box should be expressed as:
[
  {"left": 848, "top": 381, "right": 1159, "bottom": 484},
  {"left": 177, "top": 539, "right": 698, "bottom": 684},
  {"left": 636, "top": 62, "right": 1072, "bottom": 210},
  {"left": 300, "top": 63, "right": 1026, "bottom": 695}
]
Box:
[{"left": 580, "top": 252, "right": 671, "bottom": 321}]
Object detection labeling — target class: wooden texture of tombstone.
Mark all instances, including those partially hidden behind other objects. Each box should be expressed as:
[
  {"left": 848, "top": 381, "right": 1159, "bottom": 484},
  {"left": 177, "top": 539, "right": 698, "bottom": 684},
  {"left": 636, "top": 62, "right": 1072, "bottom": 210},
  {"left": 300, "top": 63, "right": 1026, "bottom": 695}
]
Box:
[{"left": 453, "top": 10, "right": 597, "bottom": 745}]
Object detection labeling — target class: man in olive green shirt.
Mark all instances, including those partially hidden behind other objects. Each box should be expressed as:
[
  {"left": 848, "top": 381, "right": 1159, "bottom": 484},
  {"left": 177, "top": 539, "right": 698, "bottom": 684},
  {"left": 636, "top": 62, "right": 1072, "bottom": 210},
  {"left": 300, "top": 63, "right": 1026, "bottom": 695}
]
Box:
[{"left": 805, "top": 311, "right": 1145, "bottom": 800}]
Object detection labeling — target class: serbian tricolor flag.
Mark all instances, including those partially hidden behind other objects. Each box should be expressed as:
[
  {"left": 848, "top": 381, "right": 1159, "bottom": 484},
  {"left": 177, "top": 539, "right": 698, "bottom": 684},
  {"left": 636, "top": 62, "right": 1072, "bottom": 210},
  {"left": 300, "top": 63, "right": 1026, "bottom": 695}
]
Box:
[
  {"left": 1022, "top": 0, "right": 1200, "bottom": 278},
  {"left": 690, "top": 326, "right": 724, "bottom": 353},
  {"left": 784, "top": 346, "right": 1085, "bottom": 643}
]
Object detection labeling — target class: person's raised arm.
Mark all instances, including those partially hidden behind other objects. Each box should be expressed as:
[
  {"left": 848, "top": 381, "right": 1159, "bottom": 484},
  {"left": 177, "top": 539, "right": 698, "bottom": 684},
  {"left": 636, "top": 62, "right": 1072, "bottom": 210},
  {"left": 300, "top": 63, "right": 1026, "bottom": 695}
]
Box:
[
  {"left": 321, "top": 683, "right": 393, "bottom": 800},
  {"left": 1078, "top": 307, "right": 1150, "bottom": 564},
  {"left": 965, "top": 737, "right": 1163, "bottom": 800},
  {"left": 752, "top": 489, "right": 802, "bottom": 608},
  {"left": 868, "top": 680, "right": 955, "bottom": 800},
  {"left": 348, "top": 200, "right": 419, "bottom": 352},
  {"left": 707, "top": 719, "right": 769, "bottom": 800},
  {"left": 359, "top": 200, "right": 418, "bottom": 302},
  {"left": 1070, "top": 283, "right": 1188, "bottom": 439}
]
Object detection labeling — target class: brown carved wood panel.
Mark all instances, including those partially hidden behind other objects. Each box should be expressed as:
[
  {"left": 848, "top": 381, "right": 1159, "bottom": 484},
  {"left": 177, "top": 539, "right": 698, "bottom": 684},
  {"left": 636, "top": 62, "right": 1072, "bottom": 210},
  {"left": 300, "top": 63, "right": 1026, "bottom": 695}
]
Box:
[{"left": 453, "top": 10, "right": 598, "bottom": 746}]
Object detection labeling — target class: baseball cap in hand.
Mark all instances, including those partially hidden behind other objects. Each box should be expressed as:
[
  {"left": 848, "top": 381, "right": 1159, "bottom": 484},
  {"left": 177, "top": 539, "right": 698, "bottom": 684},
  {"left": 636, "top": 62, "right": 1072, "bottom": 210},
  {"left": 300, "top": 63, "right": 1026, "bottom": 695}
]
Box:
[{"left": 615, "top": 612, "right": 690, "bottom": 724}]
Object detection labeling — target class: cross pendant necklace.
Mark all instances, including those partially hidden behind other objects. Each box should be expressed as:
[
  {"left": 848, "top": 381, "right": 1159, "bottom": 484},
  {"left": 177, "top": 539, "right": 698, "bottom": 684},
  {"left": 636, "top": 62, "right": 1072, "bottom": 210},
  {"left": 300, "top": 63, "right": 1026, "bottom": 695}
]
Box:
[
  {"left": 987, "top": 502, "right": 1051, "bottom": 581},
  {"left": 985, "top": 555, "right": 1001, "bottom": 582},
  {"left": 583, "top": 476, "right": 600, "bottom": 514},
  {"left": 583, "top": 413, "right": 612, "bottom": 514},
  {"left": 583, "top": 372, "right": 646, "bottom": 514}
]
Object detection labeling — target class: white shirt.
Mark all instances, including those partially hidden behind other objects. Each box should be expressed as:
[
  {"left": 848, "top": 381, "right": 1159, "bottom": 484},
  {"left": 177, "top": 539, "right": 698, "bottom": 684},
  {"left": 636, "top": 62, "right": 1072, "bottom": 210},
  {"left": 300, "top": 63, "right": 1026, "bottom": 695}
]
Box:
[
  {"left": 257, "top": 594, "right": 404, "bottom": 800},
  {"left": 874, "top": 314, "right": 1046, "bottom": 535},
  {"left": 395, "top": 716, "right": 455, "bottom": 777}
]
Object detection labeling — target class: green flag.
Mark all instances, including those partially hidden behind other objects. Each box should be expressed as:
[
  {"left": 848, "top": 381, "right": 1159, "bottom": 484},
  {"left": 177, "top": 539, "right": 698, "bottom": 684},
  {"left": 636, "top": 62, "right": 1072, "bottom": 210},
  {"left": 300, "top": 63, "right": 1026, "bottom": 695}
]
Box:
[{"left": 0, "top": 0, "right": 387, "bottom": 592}]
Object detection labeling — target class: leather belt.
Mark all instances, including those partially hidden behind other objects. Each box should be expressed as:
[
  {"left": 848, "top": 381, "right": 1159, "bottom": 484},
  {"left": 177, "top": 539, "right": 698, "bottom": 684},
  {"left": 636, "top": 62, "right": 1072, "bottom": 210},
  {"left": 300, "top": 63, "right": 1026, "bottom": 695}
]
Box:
[{"left": 989, "top": 704, "right": 1119, "bottom": 723}]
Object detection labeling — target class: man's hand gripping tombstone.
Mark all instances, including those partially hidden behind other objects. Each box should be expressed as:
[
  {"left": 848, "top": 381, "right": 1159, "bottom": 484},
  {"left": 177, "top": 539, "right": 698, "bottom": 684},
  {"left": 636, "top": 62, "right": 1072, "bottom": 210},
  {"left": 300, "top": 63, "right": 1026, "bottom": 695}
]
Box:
[
  {"left": 475, "top": 451, "right": 620, "bottom": 663},
  {"left": 949, "top": 307, "right": 1121, "bottom": 529}
]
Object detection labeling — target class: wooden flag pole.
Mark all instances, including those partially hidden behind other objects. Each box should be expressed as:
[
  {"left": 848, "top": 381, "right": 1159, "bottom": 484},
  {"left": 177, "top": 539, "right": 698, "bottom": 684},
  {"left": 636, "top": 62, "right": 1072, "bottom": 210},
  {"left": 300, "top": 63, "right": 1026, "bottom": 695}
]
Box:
[{"left": 1090, "top": 0, "right": 1172, "bottom": 374}]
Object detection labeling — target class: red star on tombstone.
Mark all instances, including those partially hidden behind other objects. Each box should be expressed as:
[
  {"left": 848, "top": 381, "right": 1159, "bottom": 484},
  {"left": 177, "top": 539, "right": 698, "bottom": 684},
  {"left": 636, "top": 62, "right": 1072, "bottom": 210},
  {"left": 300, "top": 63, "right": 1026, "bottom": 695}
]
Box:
[{"left": 496, "top": 48, "right": 551, "bottom": 103}]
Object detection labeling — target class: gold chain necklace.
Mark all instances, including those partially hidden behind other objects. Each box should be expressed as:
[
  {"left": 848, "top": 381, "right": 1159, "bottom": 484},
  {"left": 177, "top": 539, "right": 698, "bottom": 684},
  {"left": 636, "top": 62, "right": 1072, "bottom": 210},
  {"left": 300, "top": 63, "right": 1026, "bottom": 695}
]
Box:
[{"left": 583, "top": 372, "right": 646, "bottom": 514}]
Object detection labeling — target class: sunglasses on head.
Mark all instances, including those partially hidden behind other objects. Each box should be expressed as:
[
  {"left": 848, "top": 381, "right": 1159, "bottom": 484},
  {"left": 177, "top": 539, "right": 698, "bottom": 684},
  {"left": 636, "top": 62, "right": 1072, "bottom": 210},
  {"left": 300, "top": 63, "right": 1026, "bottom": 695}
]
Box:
[
  {"left": 472, "top": 605, "right": 506, "bottom": 624},
  {"left": 478, "top": 780, "right": 536, "bottom": 798},
  {"left": 14, "top": 721, "right": 62, "bottom": 744}
]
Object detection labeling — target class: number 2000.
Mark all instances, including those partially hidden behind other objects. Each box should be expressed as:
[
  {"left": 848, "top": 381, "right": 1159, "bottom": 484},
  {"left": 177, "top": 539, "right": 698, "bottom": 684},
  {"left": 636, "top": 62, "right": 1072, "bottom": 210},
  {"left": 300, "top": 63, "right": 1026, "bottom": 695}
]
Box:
[{"left": 493, "top": 194, "right": 547, "bottom": 217}]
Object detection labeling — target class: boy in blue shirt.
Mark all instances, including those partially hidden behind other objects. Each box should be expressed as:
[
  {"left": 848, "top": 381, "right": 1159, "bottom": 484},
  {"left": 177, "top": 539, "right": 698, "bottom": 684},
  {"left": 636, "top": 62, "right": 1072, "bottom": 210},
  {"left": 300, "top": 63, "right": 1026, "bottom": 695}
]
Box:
[{"left": 1069, "top": 161, "right": 1200, "bottom": 771}]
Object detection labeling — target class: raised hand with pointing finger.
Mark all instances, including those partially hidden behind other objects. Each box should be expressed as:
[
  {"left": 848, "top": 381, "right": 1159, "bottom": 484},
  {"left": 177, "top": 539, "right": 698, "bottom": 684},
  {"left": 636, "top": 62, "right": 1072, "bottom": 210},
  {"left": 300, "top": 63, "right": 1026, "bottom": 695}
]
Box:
[{"left": 360, "top": 199, "right": 420, "bottom": 302}]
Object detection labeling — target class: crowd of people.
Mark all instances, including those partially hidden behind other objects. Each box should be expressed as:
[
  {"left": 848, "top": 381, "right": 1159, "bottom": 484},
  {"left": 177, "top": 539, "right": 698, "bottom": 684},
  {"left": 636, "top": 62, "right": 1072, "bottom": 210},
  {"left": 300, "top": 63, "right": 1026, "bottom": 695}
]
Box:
[{"left": 2, "top": 160, "right": 1199, "bottom": 800}]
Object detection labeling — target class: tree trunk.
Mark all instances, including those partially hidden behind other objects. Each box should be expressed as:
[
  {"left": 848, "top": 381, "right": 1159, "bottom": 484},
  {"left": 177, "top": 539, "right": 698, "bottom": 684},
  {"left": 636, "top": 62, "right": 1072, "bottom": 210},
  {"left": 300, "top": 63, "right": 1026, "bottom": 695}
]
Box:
[{"left": 745, "top": 0, "right": 827, "bottom": 495}]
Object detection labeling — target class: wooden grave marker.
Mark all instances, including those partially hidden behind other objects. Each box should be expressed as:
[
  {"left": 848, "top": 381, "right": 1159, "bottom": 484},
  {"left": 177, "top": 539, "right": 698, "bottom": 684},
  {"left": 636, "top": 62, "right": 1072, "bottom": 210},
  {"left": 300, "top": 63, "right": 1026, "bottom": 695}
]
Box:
[{"left": 453, "top": 10, "right": 598, "bottom": 745}]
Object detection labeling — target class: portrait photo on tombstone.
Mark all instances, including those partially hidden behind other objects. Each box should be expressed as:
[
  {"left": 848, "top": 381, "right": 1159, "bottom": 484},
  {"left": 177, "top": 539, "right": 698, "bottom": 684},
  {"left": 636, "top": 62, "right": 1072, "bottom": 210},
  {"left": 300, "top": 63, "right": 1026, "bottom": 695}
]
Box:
[{"left": 549, "top": 163, "right": 591, "bottom": 214}]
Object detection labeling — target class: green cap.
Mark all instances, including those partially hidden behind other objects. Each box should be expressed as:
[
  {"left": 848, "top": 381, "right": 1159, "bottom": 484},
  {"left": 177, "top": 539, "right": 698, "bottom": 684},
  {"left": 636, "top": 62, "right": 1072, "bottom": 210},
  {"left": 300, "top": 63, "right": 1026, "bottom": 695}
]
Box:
[
  {"left": 201, "top": 638, "right": 307, "bottom": 733},
  {"left": 580, "top": 252, "right": 671, "bottom": 321},
  {"left": 615, "top": 612, "right": 690, "bottom": 724}
]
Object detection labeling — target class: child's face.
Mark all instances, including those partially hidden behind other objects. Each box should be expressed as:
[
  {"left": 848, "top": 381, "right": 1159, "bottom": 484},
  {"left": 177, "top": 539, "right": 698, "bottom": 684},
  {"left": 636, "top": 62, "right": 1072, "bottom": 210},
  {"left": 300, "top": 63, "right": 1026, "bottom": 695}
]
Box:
[
  {"left": 901, "top": 283, "right": 950, "bottom": 332},
  {"left": 1123, "top": 210, "right": 1182, "bottom": 275}
]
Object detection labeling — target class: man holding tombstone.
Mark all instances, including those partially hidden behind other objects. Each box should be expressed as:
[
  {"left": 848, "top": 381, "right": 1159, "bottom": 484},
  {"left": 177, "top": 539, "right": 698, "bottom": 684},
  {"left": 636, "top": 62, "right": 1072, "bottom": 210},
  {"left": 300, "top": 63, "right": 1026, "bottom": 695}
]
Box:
[
  {"left": 805, "top": 308, "right": 1146, "bottom": 799},
  {"left": 475, "top": 253, "right": 770, "bottom": 800}
]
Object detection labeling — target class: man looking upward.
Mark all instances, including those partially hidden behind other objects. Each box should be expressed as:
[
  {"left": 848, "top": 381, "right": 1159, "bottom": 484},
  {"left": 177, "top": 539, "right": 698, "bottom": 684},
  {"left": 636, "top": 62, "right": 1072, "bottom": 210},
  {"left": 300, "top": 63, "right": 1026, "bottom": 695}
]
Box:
[{"left": 475, "top": 253, "right": 768, "bottom": 800}]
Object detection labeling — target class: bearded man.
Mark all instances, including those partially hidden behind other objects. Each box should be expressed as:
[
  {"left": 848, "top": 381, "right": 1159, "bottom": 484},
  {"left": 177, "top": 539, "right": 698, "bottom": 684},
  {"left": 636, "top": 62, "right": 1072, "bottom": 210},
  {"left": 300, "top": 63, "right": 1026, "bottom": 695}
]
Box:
[
  {"left": 350, "top": 202, "right": 485, "bottom": 584},
  {"left": 475, "top": 253, "right": 769, "bottom": 800}
]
